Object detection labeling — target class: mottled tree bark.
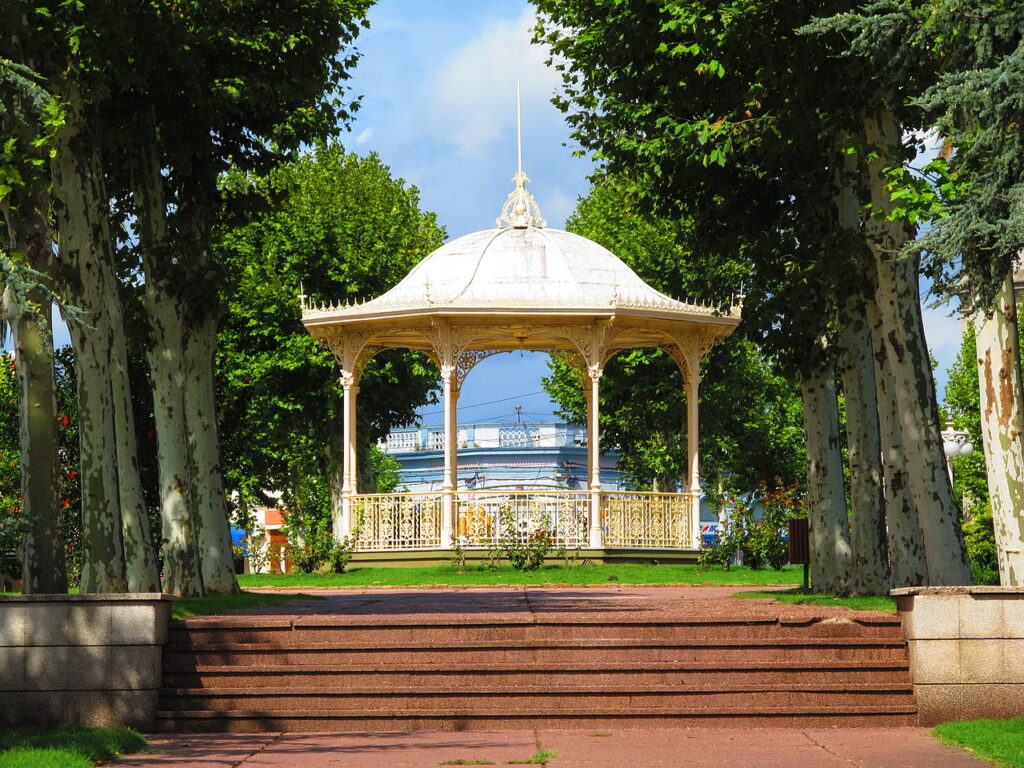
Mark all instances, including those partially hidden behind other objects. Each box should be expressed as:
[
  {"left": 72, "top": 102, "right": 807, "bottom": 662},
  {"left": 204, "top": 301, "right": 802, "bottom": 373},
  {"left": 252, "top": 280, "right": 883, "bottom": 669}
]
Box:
[
  {"left": 2, "top": 180, "right": 66, "bottom": 593},
  {"left": 50, "top": 93, "right": 128, "bottom": 592},
  {"left": 130, "top": 136, "right": 203, "bottom": 596},
  {"left": 863, "top": 109, "right": 972, "bottom": 585},
  {"left": 184, "top": 315, "right": 239, "bottom": 594},
  {"left": 800, "top": 347, "right": 852, "bottom": 594},
  {"left": 838, "top": 299, "right": 890, "bottom": 595},
  {"left": 146, "top": 295, "right": 203, "bottom": 596},
  {"left": 974, "top": 270, "right": 1024, "bottom": 585},
  {"left": 834, "top": 157, "right": 890, "bottom": 595},
  {"left": 867, "top": 295, "right": 928, "bottom": 587}
]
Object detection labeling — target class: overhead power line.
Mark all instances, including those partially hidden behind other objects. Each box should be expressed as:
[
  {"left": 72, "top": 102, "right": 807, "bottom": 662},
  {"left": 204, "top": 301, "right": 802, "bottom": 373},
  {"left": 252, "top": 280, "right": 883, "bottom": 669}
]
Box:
[{"left": 419, "top": 390, "right": 548, "bottom": 417}]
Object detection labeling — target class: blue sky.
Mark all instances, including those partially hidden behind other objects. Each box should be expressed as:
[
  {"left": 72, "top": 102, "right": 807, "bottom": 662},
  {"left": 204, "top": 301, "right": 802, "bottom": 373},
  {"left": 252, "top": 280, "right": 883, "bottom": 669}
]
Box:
[
  {"left": 341, "top": 0, "right": 594, "bottom": 424},
  {"left": 343, "top": 0, "right": 963, "bottom": 426},
  {"left": 6, "top": 0, "right": 963, "bottom": 428}
]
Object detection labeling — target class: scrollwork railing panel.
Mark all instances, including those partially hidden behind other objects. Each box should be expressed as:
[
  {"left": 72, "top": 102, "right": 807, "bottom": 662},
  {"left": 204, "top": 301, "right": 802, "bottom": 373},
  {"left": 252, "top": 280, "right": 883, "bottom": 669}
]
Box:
[
  {"left": 353, "top": 493, "right": 442, "bottom": 551},
  {"left": 455, "top": 491, "right": 589, "bottom": 549},
  {"left": 601, "top": 491, "right": 692, "bottom": 549}
]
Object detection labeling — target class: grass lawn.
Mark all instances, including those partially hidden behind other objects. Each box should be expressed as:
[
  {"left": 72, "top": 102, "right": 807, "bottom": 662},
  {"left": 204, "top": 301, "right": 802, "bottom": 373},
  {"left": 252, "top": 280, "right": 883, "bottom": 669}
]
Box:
[
  {"left": 0, "top": 727, "right": 146, "bottom": 768},
  {"left": 172, "top": 591, "right": 322, "bottom": 619},
  {"left": 732, "top": 587, "right": 898, "bottom": 613},
  {"left": 236, "top": 563, "right": 804, "bottom": 588},
  {"left": 934, "top": 718, "right": 1024, "bottom": 767}
]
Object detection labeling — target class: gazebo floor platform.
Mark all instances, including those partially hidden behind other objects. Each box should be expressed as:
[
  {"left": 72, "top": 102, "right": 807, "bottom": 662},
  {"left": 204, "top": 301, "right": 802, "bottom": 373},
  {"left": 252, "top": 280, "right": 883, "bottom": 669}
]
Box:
[
  {"left": 347, "top": 548, "right": 700, "bottom": 569},
  {"left": 158, "top": 586, "right": 916, "bottom": 732}
]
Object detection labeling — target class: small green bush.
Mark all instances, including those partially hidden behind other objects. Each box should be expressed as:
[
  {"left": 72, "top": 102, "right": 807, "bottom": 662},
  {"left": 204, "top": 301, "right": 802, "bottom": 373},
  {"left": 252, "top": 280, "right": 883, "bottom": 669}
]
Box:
[
  {"left": 498, "top": 509, "right": 552, "bottom": 571},
  {"left": 964, "top": 506, "right": 999, "bottom": 585},
  {"left": 290, "top": 519, "right": 333, "bottom": 574},
  {"left": 699, "top": 485, "right": 802, "bottom": 571}
]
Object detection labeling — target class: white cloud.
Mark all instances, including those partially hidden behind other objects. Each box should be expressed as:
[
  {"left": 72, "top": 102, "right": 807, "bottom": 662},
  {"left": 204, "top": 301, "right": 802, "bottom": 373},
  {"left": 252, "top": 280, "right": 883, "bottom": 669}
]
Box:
[
  {"left": 431, "top": 7, "right": 562, "bottom": 157},
  {"left": 354, "top": 127, "right": 374, "bottom": 145}
]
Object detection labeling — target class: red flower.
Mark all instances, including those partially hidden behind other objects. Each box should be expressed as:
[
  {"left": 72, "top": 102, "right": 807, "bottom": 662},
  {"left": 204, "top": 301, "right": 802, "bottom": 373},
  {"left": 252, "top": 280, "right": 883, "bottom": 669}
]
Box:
[{"left": 62, "top": 498, "right": 71, "bottom": 507}]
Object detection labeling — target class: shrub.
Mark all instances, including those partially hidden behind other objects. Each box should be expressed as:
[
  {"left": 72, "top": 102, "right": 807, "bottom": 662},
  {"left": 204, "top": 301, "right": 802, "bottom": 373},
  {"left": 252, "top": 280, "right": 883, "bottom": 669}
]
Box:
[
  {"left": 290, "top": 519, "right": 333, "bottom": 574},
  {"left": 498, "top": 508, "right": 552, "bottom": 571},
  {"left": 327, "top": 509, "right": 364, "bottom": 574},
  {"left": 964, "top": 506, "right": 999, "bottom": 585},
  {"left": 699, "top": 485, "right": 803, "bottom": 571}
]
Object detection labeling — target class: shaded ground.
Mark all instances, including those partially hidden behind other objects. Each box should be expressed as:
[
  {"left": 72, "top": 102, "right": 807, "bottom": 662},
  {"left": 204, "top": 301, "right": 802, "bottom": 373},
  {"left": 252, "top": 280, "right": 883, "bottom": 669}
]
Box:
[{"left": 188, "top": 584, "right": 885, "bottom": 623}]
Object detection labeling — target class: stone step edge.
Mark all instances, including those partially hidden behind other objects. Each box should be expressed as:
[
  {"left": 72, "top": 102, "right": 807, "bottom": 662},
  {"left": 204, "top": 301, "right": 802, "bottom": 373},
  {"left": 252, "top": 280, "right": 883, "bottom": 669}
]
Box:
[
  {"left": 169, "top": 660, "right": 910, "bottom": 674},
  {"left": 171, "top": 615, "right": 899, "bottom": 630},
  {"left": 166, "top": 637, "right": 908, "bottom": 652},
  {"left": 160, "top": 682, "right": 914, "bottom": 696},
  {"left": 155, "top": 703, "right": 919, "bottom": 720}
]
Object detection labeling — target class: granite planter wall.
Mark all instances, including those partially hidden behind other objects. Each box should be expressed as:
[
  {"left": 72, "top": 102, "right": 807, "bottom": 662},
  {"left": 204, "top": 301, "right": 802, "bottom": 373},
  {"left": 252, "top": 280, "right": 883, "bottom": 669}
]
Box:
[
  {"left": 0, "top": 593, "right": 174, "bottom": 729},
  {"left": 894, "top": 586, "right": 1024, "bottom": 725}
]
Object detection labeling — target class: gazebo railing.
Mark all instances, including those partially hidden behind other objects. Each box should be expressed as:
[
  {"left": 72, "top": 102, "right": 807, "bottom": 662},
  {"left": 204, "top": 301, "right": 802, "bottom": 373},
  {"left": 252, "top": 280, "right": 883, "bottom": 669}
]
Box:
[
  {"left": 455, "top": 490, "right": 589, "bottom": 549},
  {"left": 348, "top": 490, "right": 695, "bottom": 551},
  {"left": 353, "top": 492, "right": 442, "bottom": 550},
  {"left": 602, "top": 491, "right": 694, "bottom": 549}
]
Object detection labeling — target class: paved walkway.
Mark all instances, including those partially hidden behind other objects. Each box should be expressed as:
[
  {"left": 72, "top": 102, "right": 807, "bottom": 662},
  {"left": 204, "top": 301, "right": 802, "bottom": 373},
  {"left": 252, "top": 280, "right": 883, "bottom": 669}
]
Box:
[{"left": 113, "top": 728, "right": 989, "bottom": 767}]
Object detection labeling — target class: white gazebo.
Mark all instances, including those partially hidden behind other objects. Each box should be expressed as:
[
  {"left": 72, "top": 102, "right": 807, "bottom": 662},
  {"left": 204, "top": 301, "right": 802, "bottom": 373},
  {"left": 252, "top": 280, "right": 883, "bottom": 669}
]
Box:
[{"left": 301, "top": 165, "right": 740, "bottom": 554}]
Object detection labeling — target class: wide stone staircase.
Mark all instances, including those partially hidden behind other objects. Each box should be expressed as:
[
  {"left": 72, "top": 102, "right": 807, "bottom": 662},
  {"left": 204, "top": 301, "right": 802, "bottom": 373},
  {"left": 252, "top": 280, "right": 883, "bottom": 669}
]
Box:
[{"left": 157, "top": 598, "right": 916, "bottom": 732}]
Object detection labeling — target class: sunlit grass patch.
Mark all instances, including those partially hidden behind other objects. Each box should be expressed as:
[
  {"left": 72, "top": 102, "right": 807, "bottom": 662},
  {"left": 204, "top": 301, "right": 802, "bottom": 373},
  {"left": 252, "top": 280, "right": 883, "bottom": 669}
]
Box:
[
  {"left": 934, "top": 717, "right": 1024, "bottom": 768},
  {"left": 0, "top": 727, "right": 146, "bottom": 768},
  {"left": 238, "top": 563, "right": 803, "bottom": 588},
  {"left": 731, "top": 587, "right": 897, "bottom": 613},
  {"left": 172, "top": 591, "right": 323, "bottom": 619}
]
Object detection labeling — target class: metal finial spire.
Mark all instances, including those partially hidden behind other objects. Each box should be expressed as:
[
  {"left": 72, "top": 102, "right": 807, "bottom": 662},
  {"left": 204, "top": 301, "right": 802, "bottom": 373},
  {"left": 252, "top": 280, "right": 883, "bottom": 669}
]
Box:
[
  {"left": 516, "top": 80, "right": 523, "bottom": 176},
  {"left": 497, "top": 81, "right": 546, "bottom": 229}
]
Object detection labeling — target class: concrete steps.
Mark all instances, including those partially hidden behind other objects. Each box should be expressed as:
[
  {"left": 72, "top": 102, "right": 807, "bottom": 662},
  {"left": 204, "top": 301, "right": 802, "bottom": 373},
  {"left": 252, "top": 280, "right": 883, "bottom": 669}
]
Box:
[{"left": 157, "top": 610, "right": 916, "bottom": 731}]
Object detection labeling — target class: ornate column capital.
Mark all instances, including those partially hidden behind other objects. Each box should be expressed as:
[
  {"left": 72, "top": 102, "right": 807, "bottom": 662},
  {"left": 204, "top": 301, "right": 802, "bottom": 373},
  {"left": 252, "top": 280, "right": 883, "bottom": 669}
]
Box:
[
  {"left": 324, "top": 329, "right": 381, "bottom": 387},
  {"left": 660, "top": 327, "right": 729, "bottom": 384}
]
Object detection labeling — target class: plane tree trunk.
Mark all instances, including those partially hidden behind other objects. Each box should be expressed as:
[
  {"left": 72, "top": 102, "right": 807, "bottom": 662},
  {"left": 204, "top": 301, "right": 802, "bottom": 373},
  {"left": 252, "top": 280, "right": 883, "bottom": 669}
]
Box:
[
  {"left": 863, "top": 109, "right": 972, "bottom": 585},
  {"left": 800, "top": 344, "right": 852, "bottom": 594},
  {"left": 1, "top": 181, "right": 66, "bottom": 594},
  {"left": 50, "top": 94, "right": 129, "bottom": 592},
  {"left": 974, "top": 270, "right": 1024, "bottom": 585}
]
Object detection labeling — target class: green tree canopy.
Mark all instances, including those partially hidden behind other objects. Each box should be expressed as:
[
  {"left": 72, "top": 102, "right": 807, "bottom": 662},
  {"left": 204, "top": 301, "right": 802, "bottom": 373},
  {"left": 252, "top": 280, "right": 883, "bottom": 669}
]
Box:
[
  {"left": 545, "top": 176, "right": 805, "bottom": 495},
  {"left": 215, "top": 144, "right": 444, "bottom": 516}
]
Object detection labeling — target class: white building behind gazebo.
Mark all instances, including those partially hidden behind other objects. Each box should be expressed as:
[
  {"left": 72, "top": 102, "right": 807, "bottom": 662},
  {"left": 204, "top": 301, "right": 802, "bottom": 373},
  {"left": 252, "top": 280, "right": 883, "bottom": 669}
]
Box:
[{"left": 302, "top": 162, "right": 740, "bottom": 556}]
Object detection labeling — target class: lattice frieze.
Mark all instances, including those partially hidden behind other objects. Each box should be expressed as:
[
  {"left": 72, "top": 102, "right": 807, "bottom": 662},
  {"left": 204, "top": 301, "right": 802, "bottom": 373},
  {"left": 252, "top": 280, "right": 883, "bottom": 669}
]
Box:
[
  {"left": 454, "top": 349, "right": 506, "bottom": 390},
  {"left": 549, "top": 350, "right": 588, "bottom": 389},
  {"left": 323, "top": 329, "right": 381, "bottom": 387},
  {"left": 553, "top": 321, "right": 624, "bottom": 373},
  {"left": 421, "top": 320, "right": 485, "bottom": 378},
  {"left": 660, "top": 327, "right": 730, "bottom": 384}
]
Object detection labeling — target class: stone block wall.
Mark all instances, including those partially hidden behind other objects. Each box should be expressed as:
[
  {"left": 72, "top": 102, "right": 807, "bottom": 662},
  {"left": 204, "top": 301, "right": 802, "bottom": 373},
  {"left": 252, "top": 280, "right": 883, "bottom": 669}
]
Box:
[
  {"left": 0, "top": 594, "right": 174, "bottom": 730},
  {"left": 894, "top": 586, "right": 1024, "bottom": 725}
]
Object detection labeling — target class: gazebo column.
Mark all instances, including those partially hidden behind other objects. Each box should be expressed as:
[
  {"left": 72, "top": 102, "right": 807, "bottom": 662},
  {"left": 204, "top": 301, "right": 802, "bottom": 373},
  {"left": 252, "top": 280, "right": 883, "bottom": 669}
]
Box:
[
  {"left": 685, "top": 370, "right": 702, "bottom": 549},
  {"left": 324, "top": 331, "right": 378, "bottom": 545},
  {"left": 586, "top": 366, "right": 604, "bottom": 548},
  {"left": 340, "top": 374, "right": 358, "bottom": 538},
  {"left": 440, "top": 366, "right": 459, "bottom": 548}
]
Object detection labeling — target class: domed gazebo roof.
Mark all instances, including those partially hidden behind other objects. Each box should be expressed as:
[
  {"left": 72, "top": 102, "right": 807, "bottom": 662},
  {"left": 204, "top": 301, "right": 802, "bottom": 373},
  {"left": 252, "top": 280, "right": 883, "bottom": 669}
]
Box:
[
  {"left": 301, "top": 169, "right": 740, "bottom": 361},
  {"left": 306, "top": 225, "right": 724, "bottom": 320}
]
